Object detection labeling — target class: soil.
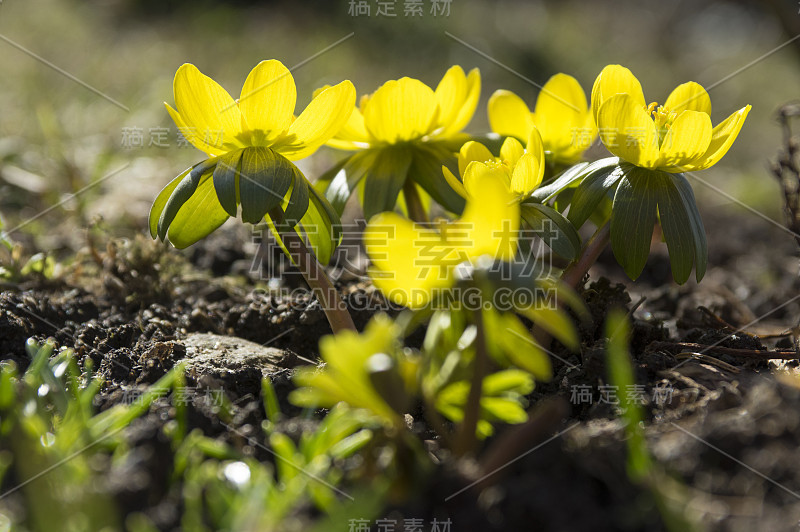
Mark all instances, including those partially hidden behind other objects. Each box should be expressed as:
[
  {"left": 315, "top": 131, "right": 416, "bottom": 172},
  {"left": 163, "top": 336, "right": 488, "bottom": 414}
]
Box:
[{"left": 2, "top": 208, "right": 800, "bottom": 531}]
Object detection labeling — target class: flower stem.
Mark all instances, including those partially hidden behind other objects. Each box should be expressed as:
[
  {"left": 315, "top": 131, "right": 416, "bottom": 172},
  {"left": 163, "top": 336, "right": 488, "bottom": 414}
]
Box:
[
  {"left": 455, "top": 306, "right": 490, "bottom": 457},
  {"left": 561, "top": 221, "right": 611, "bottom": 289},
  {"left": 532, "top": 221, "right": 610, "bottom": 345},
  {"left": 403, "top": 179, "right": 428, "bottom": 224},
  {"left": 269, "top": 208, "right": 357, "bottom": 334}
]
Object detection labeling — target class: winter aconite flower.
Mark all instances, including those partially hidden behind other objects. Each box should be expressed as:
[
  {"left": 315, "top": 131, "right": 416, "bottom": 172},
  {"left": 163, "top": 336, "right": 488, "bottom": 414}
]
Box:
[
  {"left": 442, "top": 129, "right": 545, "bottom": 200},
  {"left": 591, "top": 64, "right": 750, "bottom": 172},
  {"left": 488, "top": 74, "right": 595, "bottom": 165},
  {"left": 150, "top": 60, "right": 355, "bottom": 263},
  {"left": 364, "top": 166, "right": 518, "bottom": 309},
  {"left": 556, "top": 65, "right": 751, "bottom": 285},
  {"left": 320, "top": 66, "right": 481, "bottom": 218}
]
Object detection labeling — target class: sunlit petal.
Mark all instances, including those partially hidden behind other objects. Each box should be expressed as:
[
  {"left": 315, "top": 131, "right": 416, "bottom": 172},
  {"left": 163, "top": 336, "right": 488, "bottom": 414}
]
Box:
[
  {"left": 173, "top": 63, "right": 244, "bottom": 152},
  {"left": 363, "top": 78, "right": 437, "bottom": 143},
  {"left": 499, "top": 136, "right": 524, "bottom": 167},
  {"left": 534, "top": 73, "right": 592, "bottom": 161},
  {"left": 443, "top": 166, "right": 468, "bottom": 199},
  {"left": 664, "top": 81, "right": 711, "bottom": 116},
  {"left": 682, "top": 105, "right": 751, "bottom": 171},
  {"left": 488, "top": 89, "right": 535, "bottom": 142},
  {"left": 165, "top": 103, "right": 225, "bottom": 156},
  {"left": 596, "top": 94, "right": 659, "bottom": 168},
  {"left": 460, "top": 163, "right": 519, "bottom": 261},
  {"left": 238, "top": 60, "right": 297, "bottom": 143},
  {"left": 656, "top": 110, "right": 712, "bottom": 170},
  {"left": 591, "top": 65, "right": 646, "bottom": 125},
  {"left": 364, "top": 212, "right": 451, "bottom": 308},
  {"left": 275, "top": 80, "right": 356, "bottom": 160},
  {"left": 442, "top": 67, "right": 481, "bottom": 137},
  {"left": 458, "top": 141, "right": 494, "bottom": 176}
]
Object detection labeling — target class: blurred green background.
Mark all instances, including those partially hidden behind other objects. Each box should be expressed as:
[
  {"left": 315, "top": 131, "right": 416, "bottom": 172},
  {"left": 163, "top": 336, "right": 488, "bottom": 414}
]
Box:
[{"left": 0, "top": 0, "right": 798, "bottom": 250}]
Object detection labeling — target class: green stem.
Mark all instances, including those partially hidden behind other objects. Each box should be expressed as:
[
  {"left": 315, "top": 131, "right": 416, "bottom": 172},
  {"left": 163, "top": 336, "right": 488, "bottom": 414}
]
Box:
[
  {"left": 455, "top": 306, "right": 489, "bottom": 457},
  {"left": 560, "top": 220, "right": 611, "bottom": 289},
  {"left": 270, "top": 208, "right": 357, "bottom": 334},
  {"left": 532, "top": 220, "right": 611, "bottom": 346},
  {"left": 403, "top": 179, "right": 428, "bottom": 224}
]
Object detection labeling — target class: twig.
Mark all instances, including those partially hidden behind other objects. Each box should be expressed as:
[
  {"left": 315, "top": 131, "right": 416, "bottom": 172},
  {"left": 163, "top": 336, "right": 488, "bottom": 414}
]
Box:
[{"left": 648, "top": 341, "right": 799, "bottom": 360}]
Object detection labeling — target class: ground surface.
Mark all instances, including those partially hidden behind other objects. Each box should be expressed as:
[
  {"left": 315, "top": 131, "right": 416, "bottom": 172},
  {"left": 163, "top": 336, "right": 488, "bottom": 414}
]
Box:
[{"left": 1, "top": 209, "right": 800, "bottom": 531}]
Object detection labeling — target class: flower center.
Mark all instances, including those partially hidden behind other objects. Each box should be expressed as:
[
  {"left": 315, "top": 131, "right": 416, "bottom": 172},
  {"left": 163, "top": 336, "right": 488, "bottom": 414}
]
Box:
[{"left": 646, "top": 102, "right": 677, "bottom": 146}]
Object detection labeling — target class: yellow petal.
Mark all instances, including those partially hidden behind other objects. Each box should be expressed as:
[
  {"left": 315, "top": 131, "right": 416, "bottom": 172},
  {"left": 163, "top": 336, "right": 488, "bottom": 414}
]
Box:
[
  {"left": 488, "top": 90, "right": 535, "bottom": 141},
  {"left": 362, "top": 78, "right": 437, "bottom": 143},
  {"left": 333, "top": 106, "right": 370, "bottom": 147},
  {"left": 434, "top": 65, "right": 467, "bottom": 132},
  {"left": 510, "top": 153, "right": 543, "bottom": 196},
  {"left": 591, "top": 65, "right": 646, "bottom": 125},
  {"left": 364, "top": 212, "right": 451, "bottom": 308},
  {"left": 664, "top": 81, "right": 711, "bottom": 116},
  {"left": 458, "top": 141, "right": 494, "bottom": 176},
  {"left": 173, "top": 63, "right": 244, "bottom": 153},
  {"left": 509, "top": 128, "right": 545, "bottom": 195},
  {"left": 500, "top": 136, "right": 524, "bottom": 167},
  {"left": 438, "top": 67, "right": 481, "bottom": 137},
  {"left": 596, "top": 93, "right": 659, "bottom": 168},
  {"left": 683, "top": 105, "right": 751, "bottom": 171},
  {"left": 533, "top": 73, "right": 592, "bottom": 161},
  {"left": 656, "top": 110, "right": 712, "bottom": 170},
  {"left": 460, "top": 163, "right": 519, "bottom": 261},
  {"left": 275, "top": 80, "right": 356, "bottom": 160},
  {"left": 443, "top": 166, "right": 468, "bottom": 199},
  {"left": 238, "top": 60, "right": 296, "bottom": 143},
  {"left": 165, "top": 103, "right": 225, "bottom": 156}
]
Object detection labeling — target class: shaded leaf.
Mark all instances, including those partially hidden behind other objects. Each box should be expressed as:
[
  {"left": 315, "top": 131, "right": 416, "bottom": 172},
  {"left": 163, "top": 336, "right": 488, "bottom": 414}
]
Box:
[{"left": 610, "top": 165, "right": 658, "bottom": 280}]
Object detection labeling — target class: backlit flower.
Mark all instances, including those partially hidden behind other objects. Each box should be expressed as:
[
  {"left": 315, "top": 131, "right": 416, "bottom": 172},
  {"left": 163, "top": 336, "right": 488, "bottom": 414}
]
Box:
[
  {"left": 320, "top": 66, "right": 481, "bottom": 218},
  {"left": 488, "top": 74, "right": 595, "bottom": 165},
  {"left": 364, "top": 166, "right": 518, "bottom": 309},
  {"left": 150, "top": 60, "right": 355, "bottom": 258},
  {"left": 442, "top": 128, "right": 545, "bottom": 200},
  {"left": 591, "top": 64, "right": 750, "bottom": 172}
]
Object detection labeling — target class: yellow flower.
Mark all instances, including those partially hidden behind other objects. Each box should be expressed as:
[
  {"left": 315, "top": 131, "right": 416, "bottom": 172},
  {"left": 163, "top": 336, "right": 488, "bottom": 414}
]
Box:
[
  {"left": 166, "top": 60, "right": 354, "bottom": 160},
  {"left": 591, "top": 64, "right": 751, "bottom": 172},
  {"left": 488, "top": 74, "right": 595, "bottom": 165},
  {"left": 329, "top": 65, "right": 480, "bottom": 149},
  {"left": 320, "top": 66, "right": 480, "bottom": 218},
  {"left": 442, "top": 128, "right": 545, "bottom": 199},
  {"left": 364, "top": 167, "right": 518, "bottom": 309},
  {"left": 150, "top": 60, "right": 355, "bottom": 255}
]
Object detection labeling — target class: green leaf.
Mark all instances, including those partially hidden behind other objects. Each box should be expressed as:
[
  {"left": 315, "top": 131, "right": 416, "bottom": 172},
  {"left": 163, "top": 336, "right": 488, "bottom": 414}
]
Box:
[
  {"left": 671, "top": 173, "right": 707, "bottom": 282},
  {"left": 482, "top": 369, "right": 535, "bottom": 395},
  {"left": 610, "top": 165, "right": 659, "bottom": 280},
  {"left": 157, "top": 158, "right": 218, "bottom": 241},
  {"left": 328, "top": 429, "right": 373, "bottom": 460},
  {"left": 149, "top": 164, "right": 194, "bottom": 239},
  {"left": 530, "top": 161, "right": 588, "bottom": 203},
  {"left": 239, "top": 147, "right": 294, "bottom": 224},
  {"left": 282, "top": 170, "right": 310, "bottom": 227},
  {"left": 409, "top": 144, "right": 465, "bottom": 215},
  {"left": 165, "top": 167, "right": 230, "bottom": 249},
  {"left": 213, "top": 149, "right": 245, "bottom": 217},
  {"left": 481, "top": 397, "right": 528, "bottom": 424},
  {"left": 324, "top": 152, "right": 375, "bottom": 216},
  {"left": 567, "top": 164, "right": 624, "bottom": 228},
  {"left": 485, "top": 310, "right": 551, "bottom": 381},
  {"left": 299, "top": 183, "right": 341, "bottom": 265},
  {"left": 520, "top": 202, "right": 582, "bottom": 260},
  {"left": 605, "top": 309, "right": 652, "bottom": 480},
  {"left": 520, "top": 306, "right": 579, "bottom": 351},
  {"left": 653, "top": 174, "right": 694, "bottom": 284},
  {"left": 533, "top": 156, "right": 618, "bottom": 203},
  {"left": 362, "top": 146, "right": 413, "bottom": 219}
]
